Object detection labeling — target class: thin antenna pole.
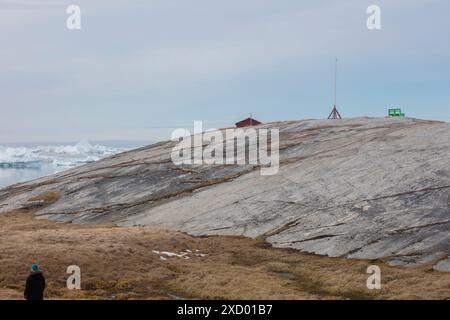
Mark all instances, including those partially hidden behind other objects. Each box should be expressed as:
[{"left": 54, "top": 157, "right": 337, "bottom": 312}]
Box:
[
  {"left": 328, "top": 57, "right": 342, "bottom": 119},
  {"left": 334, "top": 57, "right": 338, "bottom": 107}
]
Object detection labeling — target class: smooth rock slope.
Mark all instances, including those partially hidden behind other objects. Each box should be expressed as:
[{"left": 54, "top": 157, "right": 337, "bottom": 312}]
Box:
[{"left": 1, "top": 117, "right": 450, "bottom": 271}]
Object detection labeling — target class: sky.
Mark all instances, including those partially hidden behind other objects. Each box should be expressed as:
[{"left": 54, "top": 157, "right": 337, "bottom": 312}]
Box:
[{"left": 1, "top": 0, "right": 449, "bottom": 144}]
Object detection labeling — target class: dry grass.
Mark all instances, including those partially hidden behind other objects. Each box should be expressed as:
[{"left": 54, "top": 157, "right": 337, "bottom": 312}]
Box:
[{"left": 0, "top": 191, "right": 449, "bottom": 300}]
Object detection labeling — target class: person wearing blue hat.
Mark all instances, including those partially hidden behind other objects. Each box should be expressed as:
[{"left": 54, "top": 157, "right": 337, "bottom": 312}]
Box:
[{"left": 24, "top": 263, "right": 46, "bottom": 300}]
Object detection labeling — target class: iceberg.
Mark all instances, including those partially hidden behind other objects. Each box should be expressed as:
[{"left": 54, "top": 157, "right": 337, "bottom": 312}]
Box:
[{"left": 0, "top": 141, "right": 125, "bottom": 169}]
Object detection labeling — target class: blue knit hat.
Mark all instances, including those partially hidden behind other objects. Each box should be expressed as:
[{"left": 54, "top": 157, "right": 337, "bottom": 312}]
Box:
[{"left": 31, "top": 264, "right": 39, "bottom": 272}]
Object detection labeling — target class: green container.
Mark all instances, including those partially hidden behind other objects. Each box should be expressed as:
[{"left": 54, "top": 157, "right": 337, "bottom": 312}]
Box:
[{"left": 388, "top": 109, "right": 405, "bottom": 117}]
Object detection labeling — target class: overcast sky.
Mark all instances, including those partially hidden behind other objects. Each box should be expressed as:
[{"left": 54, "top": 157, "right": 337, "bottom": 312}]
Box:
[{"left": 1, "top": 0, "right": 449, "bottom": 144}]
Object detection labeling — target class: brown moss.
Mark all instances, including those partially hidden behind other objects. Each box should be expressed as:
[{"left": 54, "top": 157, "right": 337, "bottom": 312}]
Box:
[{"left": 0, "top": 211, "right": 449, "bottom": 300}]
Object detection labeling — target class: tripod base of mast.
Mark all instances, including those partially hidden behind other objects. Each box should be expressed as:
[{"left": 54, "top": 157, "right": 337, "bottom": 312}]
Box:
[{"left": 328, "top": 105, "right": 342, "bottom": 119}]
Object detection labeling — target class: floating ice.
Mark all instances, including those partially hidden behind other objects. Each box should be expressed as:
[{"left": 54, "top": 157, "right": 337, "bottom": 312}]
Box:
[{"left": 0, "top": 141, "right": 125, "bottom": 169}]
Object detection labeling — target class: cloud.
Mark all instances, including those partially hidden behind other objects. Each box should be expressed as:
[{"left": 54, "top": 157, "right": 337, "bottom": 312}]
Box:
[
  {"left": 1, "top": 0, "right": 449, "bottom": 143},
  {"left": 0, "top": 0, "right": 61, "bottom": 11}
]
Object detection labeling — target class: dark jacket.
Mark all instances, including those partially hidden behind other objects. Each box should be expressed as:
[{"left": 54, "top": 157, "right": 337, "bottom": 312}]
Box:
[{"left": 24, "top": 271, "right": 46, "bottom": 300}]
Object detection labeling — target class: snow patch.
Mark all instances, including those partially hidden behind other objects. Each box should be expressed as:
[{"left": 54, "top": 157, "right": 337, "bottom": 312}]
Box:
[{"left": 152, "top": 249, "right": 208, "bottom": 261}]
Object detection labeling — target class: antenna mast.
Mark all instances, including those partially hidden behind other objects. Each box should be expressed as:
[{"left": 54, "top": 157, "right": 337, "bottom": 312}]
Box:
[{"left": 328, "top": 58, "right": 342, "bottom": 119}]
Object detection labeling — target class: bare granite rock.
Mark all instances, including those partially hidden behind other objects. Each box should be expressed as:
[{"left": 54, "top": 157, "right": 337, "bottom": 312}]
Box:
[{"left": 1, "top": 117, "right": 450, "bottom": 271}]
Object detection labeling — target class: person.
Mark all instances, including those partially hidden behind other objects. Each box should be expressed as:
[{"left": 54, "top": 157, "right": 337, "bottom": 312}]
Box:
[{"left": 24, "top": 264, "right": 46, "bottom": 300}]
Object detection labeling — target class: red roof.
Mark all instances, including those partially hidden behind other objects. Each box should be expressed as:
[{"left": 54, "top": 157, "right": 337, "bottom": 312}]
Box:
[{"left": 235, "top": 118, "right": 262, "bottom": 128}]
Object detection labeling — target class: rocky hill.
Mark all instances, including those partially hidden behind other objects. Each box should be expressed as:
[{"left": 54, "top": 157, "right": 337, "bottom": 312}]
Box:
[{"left": 1, "top": 117, "right": 450, "bottom": 271}]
